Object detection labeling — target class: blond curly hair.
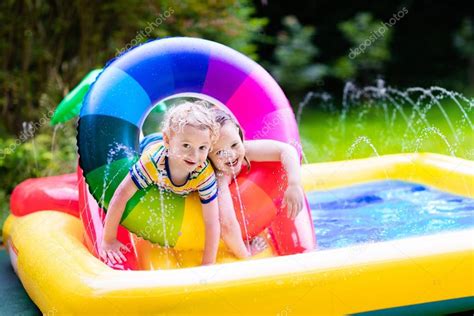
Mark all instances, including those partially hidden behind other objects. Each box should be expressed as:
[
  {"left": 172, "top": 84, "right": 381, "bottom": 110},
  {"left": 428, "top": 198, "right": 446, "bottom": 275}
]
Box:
[{"left": 161, "top": 100, "right": 220, "bottom": 144}]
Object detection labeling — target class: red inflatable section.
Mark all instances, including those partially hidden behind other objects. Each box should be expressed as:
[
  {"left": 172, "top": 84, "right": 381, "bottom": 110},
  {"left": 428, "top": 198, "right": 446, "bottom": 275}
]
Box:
[
  {"left": 9, "top": 167, "right": 139, "bottom": 270},
  {"left": 10, "top": 173, "right": 79, "bottom": 217},
  {"left": 229, "top": 163, "right": 279, "bottom": 238},
  {"left": 77, "top": 166, "right": 139, "bottom": 270},
  {"left": 269, "top": 198, "right": 316, "bottom": 255},
  {"left": 231, "top": 162, "right": 316, "bottom": 255}
]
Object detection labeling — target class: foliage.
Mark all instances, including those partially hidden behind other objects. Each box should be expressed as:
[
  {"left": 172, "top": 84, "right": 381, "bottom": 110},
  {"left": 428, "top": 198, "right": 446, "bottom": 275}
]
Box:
[
  {"left": 334, "top": 12, "right": 393, "bottom": 81},
  {"left": 0, "top": 121, "right": 77, "bottom": 240},
  {"left": 453, "top": 18, "right": 474, "bottom": 87},
  {"left": 454, "top": 18, "right": 474, "bottom": 58},
  {"left": 268, "top": 16, "right": 327, "bottom": 102},
  {"left": 144, "top": 0, "right": 268, "bottom": 60},
  {"left": 0, "top": 0, "right": 267, "bottom": 135}
]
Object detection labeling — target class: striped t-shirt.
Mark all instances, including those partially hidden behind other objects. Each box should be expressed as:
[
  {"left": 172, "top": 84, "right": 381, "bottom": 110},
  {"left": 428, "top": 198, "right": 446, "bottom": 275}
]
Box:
[{"left": 129, "top": 142, "right": 218, "bottom": 204}]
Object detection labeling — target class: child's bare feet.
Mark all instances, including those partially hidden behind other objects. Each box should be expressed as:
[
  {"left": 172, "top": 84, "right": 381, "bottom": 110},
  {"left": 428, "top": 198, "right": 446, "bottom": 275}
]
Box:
[{"left": 247, "top": 236, "right": 267, "bottom": 256}]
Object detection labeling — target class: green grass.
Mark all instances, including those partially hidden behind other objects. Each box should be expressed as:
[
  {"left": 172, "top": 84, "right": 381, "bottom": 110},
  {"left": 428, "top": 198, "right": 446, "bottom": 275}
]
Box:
[{"left": 298, "top": 98, "right": 473, "bottom": 163}]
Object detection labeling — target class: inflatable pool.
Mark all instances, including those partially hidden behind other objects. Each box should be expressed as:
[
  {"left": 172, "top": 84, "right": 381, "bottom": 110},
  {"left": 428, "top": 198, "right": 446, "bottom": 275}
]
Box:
[
  {"left": 4, "top": 153, "right": 473, "bottom": 314},
  {"left": 3, "top": 37, "right": 473, "bottom": 314}
]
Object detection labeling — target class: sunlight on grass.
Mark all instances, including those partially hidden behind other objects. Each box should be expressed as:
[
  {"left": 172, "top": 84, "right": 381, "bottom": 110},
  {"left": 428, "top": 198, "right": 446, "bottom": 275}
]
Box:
[{"left": 298, "top": 98, "right": 473, "bottom": 162}]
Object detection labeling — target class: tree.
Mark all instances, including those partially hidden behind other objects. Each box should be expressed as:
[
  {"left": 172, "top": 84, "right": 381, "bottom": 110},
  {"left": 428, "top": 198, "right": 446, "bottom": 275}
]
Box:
[
  {"left": 453, "top": 18, "right": 474, "bottom": 88},
  {"left": 268, "top": 16, "right": 327, "bottom": 103},
  {"left": 0, "top": 0, "right": 267, "bottom": 135},
  {"left": 333, "top": 12, "right": 393, "bottom": 82}
]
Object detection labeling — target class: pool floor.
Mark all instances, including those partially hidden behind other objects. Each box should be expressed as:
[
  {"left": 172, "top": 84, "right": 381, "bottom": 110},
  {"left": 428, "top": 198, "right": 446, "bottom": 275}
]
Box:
[{"left": 307, "top": 181, "right": 474, "bottom": 250}]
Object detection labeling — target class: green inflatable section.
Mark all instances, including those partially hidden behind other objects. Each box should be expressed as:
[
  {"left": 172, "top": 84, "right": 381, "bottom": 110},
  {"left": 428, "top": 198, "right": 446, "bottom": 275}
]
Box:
[
  {"left": 51, "top": 69, "right": 102, "bottom": 125},
  {"left": 85, "top": 157, "right": 186, "bottom": 247},
  {"left": 51, "top": 68, "right": 168, "bottom": 126},
  {"left": 84, "top": 158, "right": 134, "bottom": 208},
  {"left": 121, "top": 186, "right": 186, "bottom": 247}
]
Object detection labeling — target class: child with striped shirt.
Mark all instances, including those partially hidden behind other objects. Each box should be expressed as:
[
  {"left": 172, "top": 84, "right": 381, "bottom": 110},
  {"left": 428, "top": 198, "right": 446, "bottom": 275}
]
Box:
[{"left": 100, "top": 101, "right": 221, "bottom": 266}]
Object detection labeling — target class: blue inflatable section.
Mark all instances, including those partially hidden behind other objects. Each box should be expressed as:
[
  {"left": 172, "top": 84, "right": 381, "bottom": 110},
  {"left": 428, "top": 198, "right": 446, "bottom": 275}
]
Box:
[
  {"left": 113, "top": 42, "right": 175, "bottom": 103},
  {"left": 168, "top": 47, "right": 210, "bottom": 94},
  {"left": 81, "top": 67, "right": 151, "bottom": 127},
  {"left": 81, "top": 38, "right": 213, "bottom": 127},
  {"left": 108, "top": 38, "right": 211, "bottom": 113}
]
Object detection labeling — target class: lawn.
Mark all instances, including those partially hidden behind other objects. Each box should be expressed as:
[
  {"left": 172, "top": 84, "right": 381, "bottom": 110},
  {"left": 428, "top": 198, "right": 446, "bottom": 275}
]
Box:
[{"left": 298, "top": 97, "right": 473, "bottom": 163}]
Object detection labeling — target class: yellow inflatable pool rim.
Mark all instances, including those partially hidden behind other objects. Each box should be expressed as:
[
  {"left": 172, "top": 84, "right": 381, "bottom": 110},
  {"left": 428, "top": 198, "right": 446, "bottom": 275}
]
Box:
[{"left": 3, "top": 153, "right": 474, "bottom": 315}]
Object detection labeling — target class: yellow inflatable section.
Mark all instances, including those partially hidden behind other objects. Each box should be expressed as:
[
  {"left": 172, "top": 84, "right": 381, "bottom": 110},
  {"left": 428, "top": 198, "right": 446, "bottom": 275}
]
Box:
[{"left": 3, "top": 153, "right": 474, "bottom": 315}]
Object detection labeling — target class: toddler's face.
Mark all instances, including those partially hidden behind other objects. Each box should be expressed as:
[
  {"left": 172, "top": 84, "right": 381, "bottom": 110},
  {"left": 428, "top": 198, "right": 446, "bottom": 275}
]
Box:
[
  {"left": 208, "top": 122, "right": 245, "bottom": 175},
  {"left": 165, "top": 125, "right": 212, "bottom": 172}
]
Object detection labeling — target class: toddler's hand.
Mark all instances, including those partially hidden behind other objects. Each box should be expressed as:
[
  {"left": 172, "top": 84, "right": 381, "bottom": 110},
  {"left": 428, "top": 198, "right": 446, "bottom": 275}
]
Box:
[
  {"left": 247, "top": 236, "right": 267, "bottom": 256},
  {"left": 282, "top": 184, "right": 304, "bottom": 220},
  {"left": 99, "top": 238, "right": 130, "bottom": 265}
]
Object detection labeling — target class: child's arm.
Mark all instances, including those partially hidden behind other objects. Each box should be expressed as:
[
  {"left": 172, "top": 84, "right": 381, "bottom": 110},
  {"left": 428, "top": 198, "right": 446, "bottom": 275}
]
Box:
[
  {"left": 245, "top": 140, "right": 304, "bottom": 219},
  {"left": 100, "top": 173, "right": 137, "bottom": 264},
  {"left": 217, "top": 175, "right": 251, "bottom": 259},
  {"left": 200, "top": 198, "right": 221, "bottom": 265}
]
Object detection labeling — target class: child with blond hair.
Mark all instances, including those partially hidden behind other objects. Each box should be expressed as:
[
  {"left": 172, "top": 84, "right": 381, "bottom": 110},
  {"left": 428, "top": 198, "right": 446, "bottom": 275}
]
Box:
[{"left": 100, "top": 101, "right": 221, "bottom": 266}]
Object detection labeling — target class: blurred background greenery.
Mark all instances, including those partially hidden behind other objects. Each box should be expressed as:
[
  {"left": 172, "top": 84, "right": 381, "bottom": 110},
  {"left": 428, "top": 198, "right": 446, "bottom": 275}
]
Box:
[{"left": 0, "top": 0, "right": 473, "bottom": 235}]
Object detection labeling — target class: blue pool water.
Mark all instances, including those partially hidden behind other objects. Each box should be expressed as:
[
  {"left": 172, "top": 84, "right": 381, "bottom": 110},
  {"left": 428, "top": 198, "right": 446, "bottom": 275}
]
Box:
[{"left": 307, "top": 181, "right": 474, "bottom": 250}]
